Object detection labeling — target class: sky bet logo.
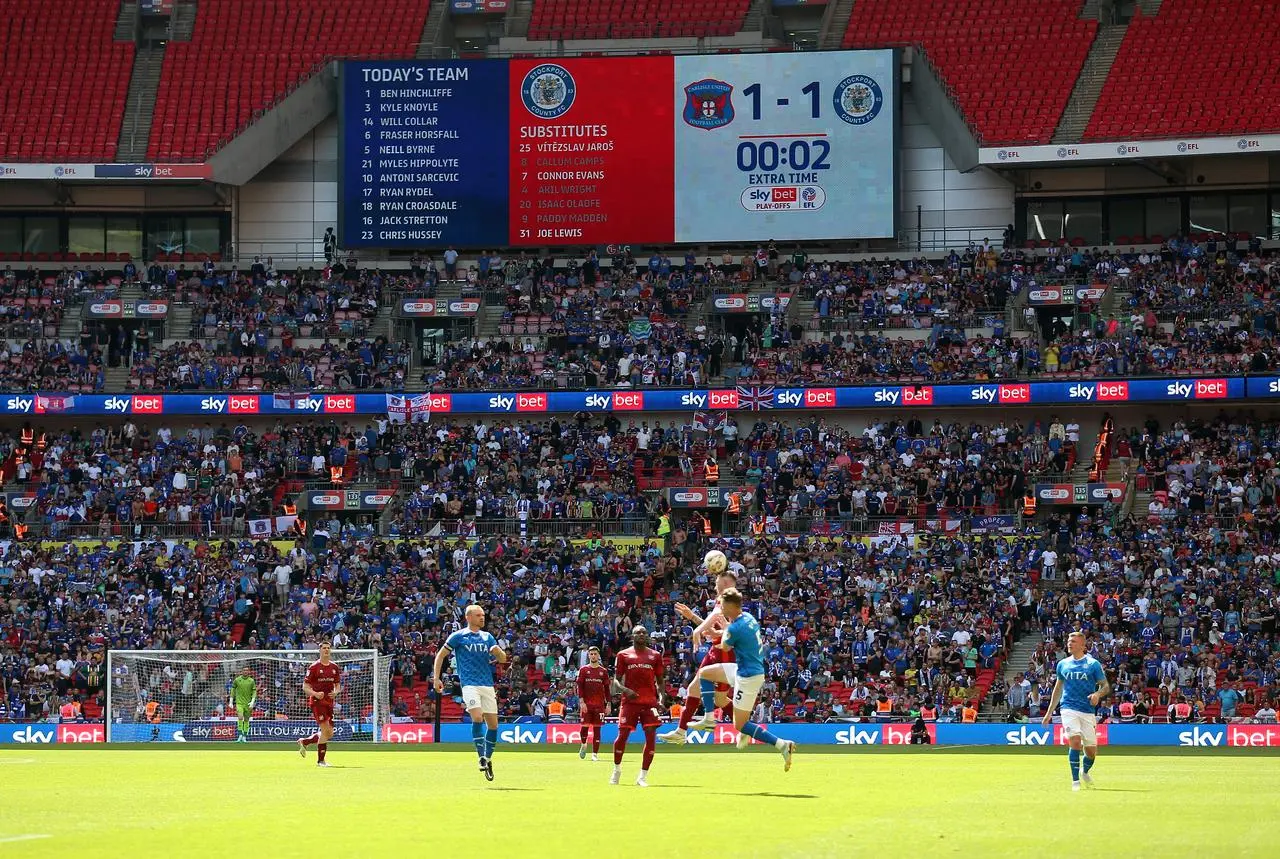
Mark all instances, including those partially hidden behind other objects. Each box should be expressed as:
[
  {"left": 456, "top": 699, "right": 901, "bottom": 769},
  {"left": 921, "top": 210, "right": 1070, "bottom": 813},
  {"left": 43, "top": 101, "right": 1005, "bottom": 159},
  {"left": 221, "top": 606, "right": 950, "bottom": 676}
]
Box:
[
  {"left": 873, "top": 386, "right": 933, "bottom": 406},
  {"left": 1167, "top": 379, "right": 1227, "bottom": 399},
  {"left": 583, "top": 392, "right": 643, "bottom": 410},
  {"left": 776, "top": 389, "right": 836, "bottom": 409},
  {"left": 5, "top": 396, "right": 34, "bottom": 413},
  {"left": 425, "top": 393, "right": 452, "bottom": 412},
  {"left": 103, "top": 395, "right": 163, "bottom": 414},
  {"left": 1068, "top": 381, "right": 1129, "bottom": 401},
  {"left": 1178, "top": 726, "right": 1224, "bottom": 746},
  {"left": 200, "top": 395, "right": 260, "bottom": 414},
  {"left": 971, "top": 384, "right": 1031, "bottom": 404}
]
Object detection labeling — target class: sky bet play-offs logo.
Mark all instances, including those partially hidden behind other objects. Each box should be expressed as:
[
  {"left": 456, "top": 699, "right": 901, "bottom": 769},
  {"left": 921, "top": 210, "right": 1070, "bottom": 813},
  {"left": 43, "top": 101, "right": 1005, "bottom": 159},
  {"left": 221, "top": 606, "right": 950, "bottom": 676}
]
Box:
[
  {"left": 521, "top": 64, "right": 576, "bottom": 119},
  {"left": 740, "top": 186, "right": 826, "bottom": 212}
]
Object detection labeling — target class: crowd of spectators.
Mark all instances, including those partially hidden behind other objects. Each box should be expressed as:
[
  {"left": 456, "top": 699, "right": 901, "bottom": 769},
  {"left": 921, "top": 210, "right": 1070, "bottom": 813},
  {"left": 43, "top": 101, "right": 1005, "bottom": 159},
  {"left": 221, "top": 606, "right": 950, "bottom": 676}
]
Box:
[{"left": 128, "top": 338, "right": 408, "bottom": 392}]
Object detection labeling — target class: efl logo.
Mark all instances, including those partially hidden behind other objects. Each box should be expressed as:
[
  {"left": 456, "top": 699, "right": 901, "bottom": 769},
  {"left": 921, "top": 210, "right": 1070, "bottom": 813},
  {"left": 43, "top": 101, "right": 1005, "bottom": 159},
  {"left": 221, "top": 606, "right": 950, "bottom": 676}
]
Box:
[
  {"left": 1038, "top": 487, "right": 1071, "bottom": 501},
  {"left": 517, "top": 392, "right": 548, "bottom": 412},
  {"left": 361, "top": 493, "right": 394, "bottom": 507},
  {"left": 1028, "top": 289, "right": 1061, "bottom": 303},
  {"left": 132, "top": 395, "right": 163, "bottom": 414},
  {"left": 804, "top": 388, "right": 836, "bottom": 408},
  {"left": 324, "top": 395, "right": 356, "bottom": 413},
  {"left": 612, "top": 391, "right": 644, "bottom": 410},
  {"left": 89, "top": 302, "right": 123, "bottom": 315},
  {"left": 771, "top": 187, "right": 798, "bottom": 203},
  {"left": 902, "top": 386, "right": 934, "bottom": 406},
  {"left": 1096, "top": 382, "right": 1129, "bottom": 401},
  {"left": 57, "top": 724, "right": 105, "bottom": 743},
  {"left": 136, "top": 302, "right": 168, "bottom": 316},
  {"left": 672, "top": 490, "right": 708, "bottom": 504},
  {"left": 1194, "top": 378, "right": 1228, "bottom": 399},
  {"left": 714, "top": 296, "right": 746, "bottom": 310},
  {"left": 448, "top": 300, "right": 480, "bottom": 315},
  {"left": 998, "top": 383, "right": 1031, "bottom": 404},
  {"left": 402, "top": 300, "right": 438, "bottom": 315},
  {"left": 383, "top": 724, "right": 435, "bottom": 743},
  {"left": 708, "top": 389, "right": 739, "bottom": 409},
  {"left": 1228, "top": 725, "right": 1280, "bottom": 747},
  {"left": 228, "top": 395, "right": 259, "bottom": 414},
  {"left": 311, "top": 494, "right": 343, "bottom": 507},
  {"left": 426, "top": 393, "right": 452, "bottom": 413}
]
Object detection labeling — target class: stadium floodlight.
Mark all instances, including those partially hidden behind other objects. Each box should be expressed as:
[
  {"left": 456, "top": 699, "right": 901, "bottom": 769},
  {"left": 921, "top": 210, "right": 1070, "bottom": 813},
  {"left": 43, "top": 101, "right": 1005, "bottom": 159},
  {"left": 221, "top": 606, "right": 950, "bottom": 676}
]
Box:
[{"left": 105, "top": 650, "right": 388, "bottom": 743}]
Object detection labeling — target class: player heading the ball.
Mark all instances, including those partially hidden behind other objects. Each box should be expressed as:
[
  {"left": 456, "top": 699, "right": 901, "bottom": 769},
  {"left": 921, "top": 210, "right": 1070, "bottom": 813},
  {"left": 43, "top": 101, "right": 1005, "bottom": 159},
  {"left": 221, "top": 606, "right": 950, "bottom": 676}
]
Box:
[
  {"left": 698, "top": 588, "right": 796, "bottom": 769},
  {"left": 299, "top": 642, "right": 342, "bottom": 767},
  {"left": 434, "top": 604, "right": 509, "bottom": 782}
]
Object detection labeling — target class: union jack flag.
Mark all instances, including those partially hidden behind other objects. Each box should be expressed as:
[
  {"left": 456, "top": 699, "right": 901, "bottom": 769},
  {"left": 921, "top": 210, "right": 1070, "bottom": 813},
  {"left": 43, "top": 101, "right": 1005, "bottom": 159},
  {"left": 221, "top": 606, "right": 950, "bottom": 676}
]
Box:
[{"left": 736, "top": 386, "right": 775, "bottom": 410}]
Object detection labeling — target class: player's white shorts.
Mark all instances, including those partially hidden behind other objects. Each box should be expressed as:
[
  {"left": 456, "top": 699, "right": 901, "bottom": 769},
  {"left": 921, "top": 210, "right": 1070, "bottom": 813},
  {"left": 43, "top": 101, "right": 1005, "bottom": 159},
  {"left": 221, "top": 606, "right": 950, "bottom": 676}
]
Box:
[
  {"left": 461, "top": 685, "right": 498, "bottom": 715},
  {"left": 717, "top": 664, "right": 766, "bottom": 714},
  {"left": 1060, "top": 709, "right": 1098, "bottom": 745}
]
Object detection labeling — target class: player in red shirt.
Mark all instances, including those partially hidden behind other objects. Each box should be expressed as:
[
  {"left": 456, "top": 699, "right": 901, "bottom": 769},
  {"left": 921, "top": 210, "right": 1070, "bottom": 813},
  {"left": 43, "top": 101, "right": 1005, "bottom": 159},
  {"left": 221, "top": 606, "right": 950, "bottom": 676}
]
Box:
[
  {"left": 299, "top": 642, "right": 343, "bottom": 767},
  {"left": 611, "top": 626, "right": 664, "bottom": 787},
  {"left": 576, "top": 646, "right": 610, "bottom": 762},
  {"left": 660, "top": 570, "right": 737, "bottom": 744}
]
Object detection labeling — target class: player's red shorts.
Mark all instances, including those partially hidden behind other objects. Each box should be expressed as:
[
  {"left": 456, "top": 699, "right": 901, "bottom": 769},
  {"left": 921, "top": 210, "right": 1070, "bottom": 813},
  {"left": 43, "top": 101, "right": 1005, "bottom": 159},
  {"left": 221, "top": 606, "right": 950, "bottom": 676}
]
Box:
[
  {"left": 310, "top": 700, "right": 334, "bottom": 725},
  {"left": 618, "top": 702, "right": 663, "bottom": 730},
  {"left": 581, "top": 705, "right": 606, "bottom": 727},
  {"left": 700, "top": 644, "right": 734, "bottom": 694}
]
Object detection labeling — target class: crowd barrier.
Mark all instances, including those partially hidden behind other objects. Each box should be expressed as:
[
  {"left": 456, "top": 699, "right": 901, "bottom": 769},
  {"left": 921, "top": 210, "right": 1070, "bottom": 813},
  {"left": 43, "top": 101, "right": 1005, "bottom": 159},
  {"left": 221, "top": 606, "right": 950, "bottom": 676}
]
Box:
[
  {"left": 7, "top": 722, "right": 1279, "bottom": 746},
  {"left": 4, "top": 375, "right": 1280, "bottom": 416}
]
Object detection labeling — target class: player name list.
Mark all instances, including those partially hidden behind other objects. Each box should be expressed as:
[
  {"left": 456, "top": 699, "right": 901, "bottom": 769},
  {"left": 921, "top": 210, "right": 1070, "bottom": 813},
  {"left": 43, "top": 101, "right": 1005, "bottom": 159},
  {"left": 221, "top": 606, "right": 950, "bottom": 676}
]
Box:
[
  {"left": 356, "top": 66, "right": 476, "bottom": 245},
  {"left": 509, "top": 123, "right": 616, "bottom": 245}
]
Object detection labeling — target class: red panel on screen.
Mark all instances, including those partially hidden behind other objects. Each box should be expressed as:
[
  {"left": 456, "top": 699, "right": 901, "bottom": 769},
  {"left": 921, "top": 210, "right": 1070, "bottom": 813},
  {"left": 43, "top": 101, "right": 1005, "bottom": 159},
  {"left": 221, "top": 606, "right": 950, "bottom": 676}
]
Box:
[{"left": 508, "top": 57, "right": 675, "bottom": 246}]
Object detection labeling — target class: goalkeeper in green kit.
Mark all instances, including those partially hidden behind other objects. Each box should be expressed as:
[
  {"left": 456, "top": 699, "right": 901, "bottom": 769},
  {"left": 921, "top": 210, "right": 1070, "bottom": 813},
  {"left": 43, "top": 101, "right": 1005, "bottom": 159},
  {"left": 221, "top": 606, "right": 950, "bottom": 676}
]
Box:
[{"left": 229, "top": 665, "right": 257, "bottom": 743}]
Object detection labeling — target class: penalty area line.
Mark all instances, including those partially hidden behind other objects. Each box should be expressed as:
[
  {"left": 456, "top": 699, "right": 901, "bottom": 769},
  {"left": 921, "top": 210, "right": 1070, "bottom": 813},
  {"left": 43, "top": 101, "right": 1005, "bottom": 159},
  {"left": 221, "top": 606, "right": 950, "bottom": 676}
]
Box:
[
  {"left": 0, "top": 758, "right": 37, "bottom": 764},
  {"left": 0, "top": 835, "right": 52, "bottom": 844}
]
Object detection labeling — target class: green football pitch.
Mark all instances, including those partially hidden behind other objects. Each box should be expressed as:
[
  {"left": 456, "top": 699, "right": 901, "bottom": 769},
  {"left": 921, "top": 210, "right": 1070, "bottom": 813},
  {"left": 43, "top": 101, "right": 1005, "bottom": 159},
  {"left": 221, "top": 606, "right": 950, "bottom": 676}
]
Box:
[{"left": 2, "top": 746, "right": 1277, "bottom": 858}]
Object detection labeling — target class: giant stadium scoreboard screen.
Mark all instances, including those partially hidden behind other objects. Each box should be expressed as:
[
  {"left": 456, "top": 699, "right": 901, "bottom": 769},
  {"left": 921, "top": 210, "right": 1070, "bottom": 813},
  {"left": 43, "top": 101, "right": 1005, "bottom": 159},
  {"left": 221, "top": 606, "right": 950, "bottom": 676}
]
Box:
[{"left": 337, "top": 50, "right": 898, "bottom": 248}]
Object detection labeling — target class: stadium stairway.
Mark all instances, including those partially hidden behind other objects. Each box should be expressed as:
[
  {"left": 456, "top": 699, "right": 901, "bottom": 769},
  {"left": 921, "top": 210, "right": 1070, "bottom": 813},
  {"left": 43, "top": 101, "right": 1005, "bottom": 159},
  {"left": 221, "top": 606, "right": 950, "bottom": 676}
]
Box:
[
  {"left": 1052, "top": 19, "right": 1128, "bottom": 144},
  {"left": 506, "top": 1, "right": 534, "bottom": 38},
  {"left": 417, "top": 2, "right": 448, "bottom": 59},
  {"left": 1003, "top": 634, "right": 1044, "bottom": 684},
  {"left": 818, "top": 0, "right": 856, "bottom": 50},
  {"left": 113, "top": 1, "right": 139, "bottom": 41},
  {"left": 742, "top": 0, "right": 766, "bottom": 33},
  {"left": 117, "top": 44, "right": 165, "bottom": 163}
]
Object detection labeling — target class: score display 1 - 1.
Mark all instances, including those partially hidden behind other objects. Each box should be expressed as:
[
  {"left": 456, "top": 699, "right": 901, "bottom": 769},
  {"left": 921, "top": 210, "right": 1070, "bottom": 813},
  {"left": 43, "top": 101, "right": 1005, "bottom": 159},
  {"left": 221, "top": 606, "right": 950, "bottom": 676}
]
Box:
[{"left": 338, "top": 50, "right": 897, "bottom": 248}]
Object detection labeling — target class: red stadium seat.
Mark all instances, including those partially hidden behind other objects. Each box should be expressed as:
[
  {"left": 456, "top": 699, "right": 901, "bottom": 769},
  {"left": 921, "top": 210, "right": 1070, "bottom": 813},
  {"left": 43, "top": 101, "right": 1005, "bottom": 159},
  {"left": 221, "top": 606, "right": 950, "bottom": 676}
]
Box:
[
  {"left": 527, "top": 1, "right": 749, "bottom": 41},
  {"left": 147, "top": 1, "right": 432, "bottom": 161},
  {"left": 0, "top": 0, "right": 133, "bottom": 161},
  {"left": 1085, "top": 0, "right": 1280, "bottom": 140},
  {"left": 841, "top": 0, "right": 1094, "bottom": 145}
]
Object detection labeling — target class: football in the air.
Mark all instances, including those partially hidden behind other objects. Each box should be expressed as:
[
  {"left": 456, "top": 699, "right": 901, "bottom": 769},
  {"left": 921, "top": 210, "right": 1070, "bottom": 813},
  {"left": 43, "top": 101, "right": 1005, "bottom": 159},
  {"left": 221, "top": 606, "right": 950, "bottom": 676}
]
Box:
[{"left": 704, "top": 549, "right": 728, "bottom": 574}]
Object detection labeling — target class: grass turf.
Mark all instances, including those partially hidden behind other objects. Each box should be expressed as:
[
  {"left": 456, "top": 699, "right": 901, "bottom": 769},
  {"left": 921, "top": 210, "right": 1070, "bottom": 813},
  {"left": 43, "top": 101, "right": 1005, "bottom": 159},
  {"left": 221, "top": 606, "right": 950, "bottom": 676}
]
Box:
[{"left": 1, "top": 745, "right": 1277, "bottom": 858}]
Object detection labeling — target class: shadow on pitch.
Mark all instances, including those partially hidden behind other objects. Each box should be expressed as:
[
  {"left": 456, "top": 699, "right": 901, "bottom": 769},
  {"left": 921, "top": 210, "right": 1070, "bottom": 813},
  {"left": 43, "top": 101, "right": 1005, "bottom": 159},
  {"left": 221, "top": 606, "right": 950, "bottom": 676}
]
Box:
[{"left": 711, "top": 791, "right": 818, "bottom": 800}]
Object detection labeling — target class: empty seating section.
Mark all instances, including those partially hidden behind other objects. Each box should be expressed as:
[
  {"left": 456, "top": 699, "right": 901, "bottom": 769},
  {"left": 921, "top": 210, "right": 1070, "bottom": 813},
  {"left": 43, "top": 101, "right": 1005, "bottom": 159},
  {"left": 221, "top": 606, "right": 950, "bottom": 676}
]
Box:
[
  {"left": 147, "top": 0, "right": 430, "bottom": 161},
  {"left": 1084, "top": 0, "right": 1280, "bottom": 141},
  {"left": 0, "top": 0, "right": 133, "bottom": 161},
  {"left": 842, "top": 0, "right": 1094, "bottom": 144},
  {"left": 528, "top": 0, "right": 749, "bottom": 40}
]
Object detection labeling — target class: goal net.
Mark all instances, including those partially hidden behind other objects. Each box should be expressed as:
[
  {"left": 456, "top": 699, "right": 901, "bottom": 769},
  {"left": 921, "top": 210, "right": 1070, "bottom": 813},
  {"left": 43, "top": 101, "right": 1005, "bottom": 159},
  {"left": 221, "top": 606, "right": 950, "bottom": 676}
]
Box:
[{"left": 105, "top": 650, "right": 388, "bottom": 743}]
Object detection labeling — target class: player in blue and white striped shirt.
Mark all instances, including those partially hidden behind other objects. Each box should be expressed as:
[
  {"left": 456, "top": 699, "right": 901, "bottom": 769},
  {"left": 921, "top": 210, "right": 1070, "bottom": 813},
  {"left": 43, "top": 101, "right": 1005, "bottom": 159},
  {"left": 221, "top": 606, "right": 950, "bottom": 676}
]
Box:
[{"left": 1043, "top": 630, "right": 1110, "bottom": 791}]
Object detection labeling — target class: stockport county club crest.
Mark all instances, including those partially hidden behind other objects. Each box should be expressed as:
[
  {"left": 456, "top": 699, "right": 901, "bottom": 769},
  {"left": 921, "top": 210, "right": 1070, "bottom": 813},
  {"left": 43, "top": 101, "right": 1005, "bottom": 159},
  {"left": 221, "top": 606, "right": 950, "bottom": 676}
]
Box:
[{"left": 682, "top": 79, "right": 735, "bottom": 130}]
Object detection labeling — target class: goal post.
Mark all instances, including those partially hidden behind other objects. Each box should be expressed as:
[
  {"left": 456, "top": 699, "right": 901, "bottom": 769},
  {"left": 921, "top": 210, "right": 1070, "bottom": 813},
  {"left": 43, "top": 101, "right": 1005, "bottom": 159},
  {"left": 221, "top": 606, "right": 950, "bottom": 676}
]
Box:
[{"left": 105, "top": 650, "right": 389, "bottom": 743}]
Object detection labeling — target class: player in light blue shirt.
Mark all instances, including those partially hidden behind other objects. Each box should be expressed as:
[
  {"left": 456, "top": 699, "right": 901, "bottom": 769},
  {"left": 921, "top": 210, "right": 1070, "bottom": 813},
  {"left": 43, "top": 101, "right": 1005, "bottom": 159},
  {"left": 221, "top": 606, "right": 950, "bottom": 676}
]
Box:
[
  {"left": 1043, "top": 630, "right": 1110, "bottom": 790},
  {"left": 434, "top": 604, "right": 509, "bottom": 781},
  {"left": 689, "top": 588, "right": 795, "bottom": 770}
]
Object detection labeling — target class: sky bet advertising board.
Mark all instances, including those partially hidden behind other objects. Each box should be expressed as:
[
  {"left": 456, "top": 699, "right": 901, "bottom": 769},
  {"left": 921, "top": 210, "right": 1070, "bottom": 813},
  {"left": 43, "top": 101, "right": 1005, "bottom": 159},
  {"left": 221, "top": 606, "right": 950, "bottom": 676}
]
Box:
[
  {"left": 0, "top": 376, "right": 1252, "bottom": 417},
  {"left": 338, "top": 50, "right": 897, "bottom": 248}
]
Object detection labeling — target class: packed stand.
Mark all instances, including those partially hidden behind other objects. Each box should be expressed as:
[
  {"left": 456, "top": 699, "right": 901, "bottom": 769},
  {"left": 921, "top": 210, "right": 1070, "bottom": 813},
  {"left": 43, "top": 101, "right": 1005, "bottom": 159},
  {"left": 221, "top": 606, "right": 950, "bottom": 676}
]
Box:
[
  {"left": 1015, "top": 506, "right": 1279, "bottom": 724},
  {"left": 0, "top": 522, "right": 1043, "bottom": 726},
  {"left": 128, "top": 337, "right": 407, "bottom": 392}
]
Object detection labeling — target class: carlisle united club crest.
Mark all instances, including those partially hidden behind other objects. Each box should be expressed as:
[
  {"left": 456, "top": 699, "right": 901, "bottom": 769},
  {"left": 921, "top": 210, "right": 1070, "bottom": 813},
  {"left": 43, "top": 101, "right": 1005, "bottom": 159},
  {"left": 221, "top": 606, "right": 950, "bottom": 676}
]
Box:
[
  {"left": 682, "top": 79, "right": 735, "bottom": 130},
  {"left": 833, "top": 74, "right": 884, "bottom": 125},
  {"left": 521, "top": 64, "right": 577, "bottom": 119}
]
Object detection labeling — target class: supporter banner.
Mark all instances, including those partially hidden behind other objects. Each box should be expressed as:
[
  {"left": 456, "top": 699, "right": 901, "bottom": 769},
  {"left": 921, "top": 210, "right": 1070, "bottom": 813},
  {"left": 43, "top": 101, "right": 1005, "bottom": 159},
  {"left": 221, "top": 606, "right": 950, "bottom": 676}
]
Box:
[
  {"left": 398, "top": 298, "right": 481, "bottom": 317},
  {"left": 303, "top": 489, "right": 396, "bottom": 512},
  {"left": 1025, "top": 284, "right": 1108, "bottom": 307},
  {"left": 710, "top": 292, "right": 792, "bottom": 313},
  {"left": 981, "top": 133, "right": 1280, "bottom": 166},
  {"left": 970, "top": 514, "right": 1017, "bottom": 533},
  {"left": 82, "top": 299, "right": 170, "bottom": 319},
  {"left": 1034, "top": 482, "right": 1126, "bottom": 505},
  {"left": 666, "top": 487, "right": 725, "bottom": 508},
  {"left": 0, "top": 376, "right": 1248, "bottom": 416}
]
